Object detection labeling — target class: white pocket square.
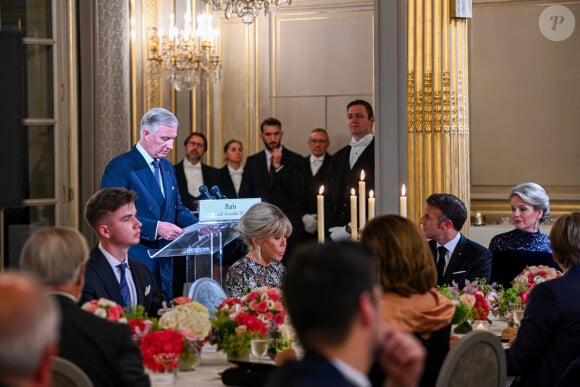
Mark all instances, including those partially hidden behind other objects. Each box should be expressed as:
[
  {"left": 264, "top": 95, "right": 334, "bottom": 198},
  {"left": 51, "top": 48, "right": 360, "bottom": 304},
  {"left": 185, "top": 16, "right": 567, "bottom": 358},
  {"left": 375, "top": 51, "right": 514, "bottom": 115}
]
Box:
[{"left": 144, "top": 285, "right": 151, "bottom": 296}]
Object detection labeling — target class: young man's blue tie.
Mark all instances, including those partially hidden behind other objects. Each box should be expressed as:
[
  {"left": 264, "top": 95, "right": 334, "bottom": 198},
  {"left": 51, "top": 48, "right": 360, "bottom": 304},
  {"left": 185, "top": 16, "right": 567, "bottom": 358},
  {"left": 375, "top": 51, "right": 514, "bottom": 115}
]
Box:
[{"left": 117, "top": 263, "right": 131, "bottom": 307}]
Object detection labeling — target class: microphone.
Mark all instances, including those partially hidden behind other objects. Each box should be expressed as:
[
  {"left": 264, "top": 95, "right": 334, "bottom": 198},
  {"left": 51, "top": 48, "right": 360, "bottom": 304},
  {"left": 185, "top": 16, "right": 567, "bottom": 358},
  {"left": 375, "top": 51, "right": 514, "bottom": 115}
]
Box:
[
  {"left": 210, "top": 185, "right": 228, "bottom": 199},
  {"left": 198, "top": 185, "right": 216, "bottom": 200}
]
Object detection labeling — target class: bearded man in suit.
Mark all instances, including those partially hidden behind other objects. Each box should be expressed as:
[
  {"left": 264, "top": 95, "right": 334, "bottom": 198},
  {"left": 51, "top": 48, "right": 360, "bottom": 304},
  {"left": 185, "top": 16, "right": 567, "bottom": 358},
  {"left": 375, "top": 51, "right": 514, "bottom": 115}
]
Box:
[
  {"left": 419, "top": 193, "right": 492, "bottom": 286},
  {"left": 81, "top": 187, "right": 164, "bottom": 316},
  {"left": 101, "top": 107, "right": 198, "bottom": 301},
  {"left": 20, "top": 227, "right": 150, "bottom": 387},
  {"left": 239, "top": 117, "right": 305, "bottom": 258}
]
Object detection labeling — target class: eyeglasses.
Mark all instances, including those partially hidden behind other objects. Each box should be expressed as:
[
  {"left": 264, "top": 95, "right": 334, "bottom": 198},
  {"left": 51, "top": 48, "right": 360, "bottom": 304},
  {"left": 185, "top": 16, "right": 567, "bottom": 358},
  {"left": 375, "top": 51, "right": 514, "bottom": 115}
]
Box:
[
  {"left": 309, "top": 139, "right": 328, "bottom": 144},
  {"left": 187, "top": 141, "right": 205, "bottom": 148}
]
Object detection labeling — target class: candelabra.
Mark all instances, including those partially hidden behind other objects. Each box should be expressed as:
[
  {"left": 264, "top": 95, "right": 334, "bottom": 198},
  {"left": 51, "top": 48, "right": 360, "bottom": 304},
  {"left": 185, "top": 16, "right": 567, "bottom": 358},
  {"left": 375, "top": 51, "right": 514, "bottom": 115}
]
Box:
[
  {"left": 203, "top": 0, "right": 292, "bottom": 24},
  {"left": 149, "top": 12, "right": 221, "bottom": 91}
]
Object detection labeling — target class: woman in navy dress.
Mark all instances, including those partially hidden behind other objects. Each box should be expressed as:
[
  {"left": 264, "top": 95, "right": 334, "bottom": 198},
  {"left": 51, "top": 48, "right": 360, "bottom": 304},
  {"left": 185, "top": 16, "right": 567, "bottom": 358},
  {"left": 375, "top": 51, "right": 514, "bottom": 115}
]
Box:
[{"left": 489, "top": 182, "right": 559, "bottom": 288}]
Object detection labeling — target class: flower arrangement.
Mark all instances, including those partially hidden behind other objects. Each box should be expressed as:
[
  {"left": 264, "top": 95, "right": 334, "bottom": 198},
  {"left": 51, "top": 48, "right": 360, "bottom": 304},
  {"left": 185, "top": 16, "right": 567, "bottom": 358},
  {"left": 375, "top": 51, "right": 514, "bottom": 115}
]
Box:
[
  {"left": 438, "top": 279, "right": 496, "bottom": 333},
  {"left": 210, "top": 287, "right": 293, "bottom": 359},
  {"left": 125, "top": 297, "right": 211, "bottom": 372},
  {"left": 81, "top": 298, "right": 127, "bottom": 323},
  {"left": 512, "top": 265, "right": 562, "bottom": 304}
]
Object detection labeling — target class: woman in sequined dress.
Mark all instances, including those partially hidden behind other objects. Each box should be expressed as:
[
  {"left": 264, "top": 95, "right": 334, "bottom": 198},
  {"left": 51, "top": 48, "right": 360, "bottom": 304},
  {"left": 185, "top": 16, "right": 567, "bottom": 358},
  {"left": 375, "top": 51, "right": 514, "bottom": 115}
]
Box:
[
  {"left": 489, "top": 182, "right": 560, "bottom": 288},
  {"left": 225, "top": 202, "right": 292, "bottom": 298}
]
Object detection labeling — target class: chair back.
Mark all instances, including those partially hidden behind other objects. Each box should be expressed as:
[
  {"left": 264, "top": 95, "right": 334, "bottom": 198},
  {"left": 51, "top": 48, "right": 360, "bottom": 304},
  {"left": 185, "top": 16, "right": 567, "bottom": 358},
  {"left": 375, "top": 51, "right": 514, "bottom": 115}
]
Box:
[
  {"left": 51, "top": 356, "right": 93, "bottom": 387},
  {"left": 435, "top": 330, "right": 506, "bottom": 387},
  {"left": 188, "top": 277, "right": 227, "bottom": 316}
]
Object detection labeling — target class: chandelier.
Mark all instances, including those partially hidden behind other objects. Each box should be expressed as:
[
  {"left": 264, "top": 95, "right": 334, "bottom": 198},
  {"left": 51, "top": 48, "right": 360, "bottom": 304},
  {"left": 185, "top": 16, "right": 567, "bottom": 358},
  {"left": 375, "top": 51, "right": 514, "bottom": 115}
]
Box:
[
  {"left": 149, "top": 11, "right": 221, "bottom": 91},
  {"left": 203, "top": 0, "right": 292, "bottom": 24}
]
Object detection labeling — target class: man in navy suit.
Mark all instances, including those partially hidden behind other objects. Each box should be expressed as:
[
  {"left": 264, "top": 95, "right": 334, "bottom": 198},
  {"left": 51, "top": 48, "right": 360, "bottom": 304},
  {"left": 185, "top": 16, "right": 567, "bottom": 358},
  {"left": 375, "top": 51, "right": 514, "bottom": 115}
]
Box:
[
  {"left": 327, "top": 100, "right": 375, "bottom": 238},
  {"left": 239, "top": 117, "right": 305, "bottom": 257},
  {"left": 174, "top": 132, "right": 220, "bottom": 212},
  {"left": 101, "top": 107, "right": 198, "bottom": 301},
  {"left": 20, "top": 227, "right": 150, "bottom": 387},
  {"left": 419, "top": 193, "right": 492, "bottom": 286},
  {"left": 81, "top": 187, "right": 164, "bottom": 317},
  {"left": 266, "top": 242, "right": 425, "bottom": 387},
  {"left": 301, "top": 128, "right": 332, "bottom": 240}
]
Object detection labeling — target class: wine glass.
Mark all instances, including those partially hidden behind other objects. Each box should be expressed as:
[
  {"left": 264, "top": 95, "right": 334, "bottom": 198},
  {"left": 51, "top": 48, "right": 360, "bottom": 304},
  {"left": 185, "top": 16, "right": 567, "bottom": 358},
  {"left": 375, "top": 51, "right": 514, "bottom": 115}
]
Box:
[
  {"left": 512, "top": 308, "right": 524, "bottom": 328},
  {"left": 250, "top": 338, "right": 269, "bottom": 363}
]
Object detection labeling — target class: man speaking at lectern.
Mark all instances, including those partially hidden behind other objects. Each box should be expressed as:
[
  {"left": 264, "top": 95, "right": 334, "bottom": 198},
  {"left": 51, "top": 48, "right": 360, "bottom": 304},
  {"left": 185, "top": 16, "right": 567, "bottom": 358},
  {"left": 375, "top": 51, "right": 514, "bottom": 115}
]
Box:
[{"left": 101, "top": 107, "right": 198, "bottom": 301}]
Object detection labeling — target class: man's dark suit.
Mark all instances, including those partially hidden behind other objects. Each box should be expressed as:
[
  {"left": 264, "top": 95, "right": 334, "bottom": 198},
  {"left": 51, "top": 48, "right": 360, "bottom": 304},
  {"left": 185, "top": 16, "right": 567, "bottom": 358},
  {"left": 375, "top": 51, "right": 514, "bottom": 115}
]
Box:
[
  {"left": 239, "top": 147, "right": 306, "bottom": 256},
  {"left": 101, "top": 146, "right": 197, "bottom": 301},
  {"left": 80, "top": 246, "right": 163, "bottom": 317},
  {"left": 55, "top": 294, "right": 150, "bottom": 387},
  {"left": 216, "top": 165, "right": 240, "bottom": 199},
  {"left": 266, "top": 351, "right": 362, "bottom": 387},
  {"left": 327, "top": 138, "right": 374, "bottom": 227},
  {"left": 174, "top": 160, "right": 220, "bottom": 211},
  {"left": 507, "top": 266, "right": 580, "bottom": 386},
  {"left": 428, "top": 235, "right": 492, "bottom": 286}
]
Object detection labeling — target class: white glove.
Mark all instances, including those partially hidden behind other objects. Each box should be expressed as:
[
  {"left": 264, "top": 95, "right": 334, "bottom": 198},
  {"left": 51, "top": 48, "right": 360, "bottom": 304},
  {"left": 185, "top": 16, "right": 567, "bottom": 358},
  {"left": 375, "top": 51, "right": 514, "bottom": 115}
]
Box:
[
  {"left": 302, "top": 214, "right": 318, "bottom": 234},
  {"left": 329, "top": 225, "right": 351, "bottom": 242}
]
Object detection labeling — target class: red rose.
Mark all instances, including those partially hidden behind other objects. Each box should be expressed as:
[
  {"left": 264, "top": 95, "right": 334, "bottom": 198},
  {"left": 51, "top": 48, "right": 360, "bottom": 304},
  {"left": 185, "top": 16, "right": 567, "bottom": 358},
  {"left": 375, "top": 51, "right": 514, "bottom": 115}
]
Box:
[
  {"left": 273, "top": 313, "right": 285, "bottom": 326},
  {"left": 255, "top": 300, "right": 269, "bottom": 314}
]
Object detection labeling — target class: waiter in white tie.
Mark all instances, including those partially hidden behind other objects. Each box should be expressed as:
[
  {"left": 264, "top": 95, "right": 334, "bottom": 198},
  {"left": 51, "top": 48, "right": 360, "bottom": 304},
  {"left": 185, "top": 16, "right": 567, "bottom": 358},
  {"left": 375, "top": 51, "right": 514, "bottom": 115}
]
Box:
[
  {"left": 302, "top": 128, "right": 332, "bottom": 238},
  {"left": 327, "top": 99, "right": 376, "bottom": 240}
]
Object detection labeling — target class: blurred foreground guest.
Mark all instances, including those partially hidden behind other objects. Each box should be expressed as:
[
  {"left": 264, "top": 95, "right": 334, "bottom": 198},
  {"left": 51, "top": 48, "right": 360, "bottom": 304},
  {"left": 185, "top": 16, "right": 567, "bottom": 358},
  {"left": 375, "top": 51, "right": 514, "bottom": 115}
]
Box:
[
  {"left": 361, "top": 215, "right": 454, "bottom": 387},
  {"left": 419, "top": 193, "right": 492, "bottom": 286},
  {"left": 0, "top": 272, "right": 59, "bottom": 387},
  {"left": 507, "top": 213, "right": 580, "bottom": 386},
  {"left": 81, "top": 187, "right": 164, "bottom": 316},
  {"left": 266, "top": 242, "right": 426, "bottom": 387},
  {"left": 20, "top": 227, "right": 150, "bottom": 387},
  {"left": 490, "top": 182, "right": 559, "bottom": 288},
  {"left": 226, "top": 203, "right": 292, "bottom": 298}
]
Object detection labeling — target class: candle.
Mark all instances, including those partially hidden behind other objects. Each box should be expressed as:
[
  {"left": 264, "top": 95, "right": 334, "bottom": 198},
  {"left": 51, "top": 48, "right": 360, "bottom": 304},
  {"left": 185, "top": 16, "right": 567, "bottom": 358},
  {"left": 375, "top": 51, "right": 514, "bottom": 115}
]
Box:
[
  {"left": 358, "top": 170, "right": 366, "bottom": 230},
  {"left": 350, "top": 188, "right": 358, "bottom": 241},
  {"left": 368, "top": 190, "right": 376, "bottom": 220},
  {"left": 400, "top": 184, "right": 408, "bottom": 218},
  {"left": 317, "top": 186, "right": 325, "bottom": 243}
]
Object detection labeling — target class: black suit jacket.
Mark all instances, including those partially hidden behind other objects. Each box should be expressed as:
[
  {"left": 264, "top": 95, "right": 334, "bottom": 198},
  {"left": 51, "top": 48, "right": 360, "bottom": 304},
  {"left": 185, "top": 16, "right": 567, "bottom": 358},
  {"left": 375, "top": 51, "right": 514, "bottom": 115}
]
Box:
[
  {"left": 174, "top": 160, "right": 220, "bottom": 211},
  {"left": 239, "top": 147, "right": 305, "bottom": 235},
  {"left": 327, "top": 139, "right": 375, "bottom": 227},
  {"left": 302, "top": 153, "right": 332, "bottom": 215},
  {"left": 55, "top": 294, "right": 150, "bottom": 387},
  {"left": 429, "top": 235, "right": 492, "bottom": 286},
  {"left": 216, "top": 165, "right": 240, "bottom": 199},
  {"left": 81, "top": 246, "right": 164, "bottom": 317},
  {"left": 266, "top": 351, "right": 361, "bottom": 387}
]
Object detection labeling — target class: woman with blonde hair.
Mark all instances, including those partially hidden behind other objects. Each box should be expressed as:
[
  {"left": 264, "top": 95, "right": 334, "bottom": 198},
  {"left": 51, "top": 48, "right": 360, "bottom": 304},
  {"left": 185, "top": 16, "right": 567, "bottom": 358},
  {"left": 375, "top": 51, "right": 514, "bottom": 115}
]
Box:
[
  {"left": 226, "top": 202, "right": 292, "bottom": 298},
  {"left": 361, "top": 214, "right": 454, "bottom": 387}
]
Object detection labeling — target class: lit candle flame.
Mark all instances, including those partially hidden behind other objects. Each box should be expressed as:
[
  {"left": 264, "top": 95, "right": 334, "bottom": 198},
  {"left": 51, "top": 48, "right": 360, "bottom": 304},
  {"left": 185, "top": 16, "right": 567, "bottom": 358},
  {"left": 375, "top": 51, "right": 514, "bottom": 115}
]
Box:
[
  {"left": 401, "top": 184, "right": 406, "bottom": 196},
  {"left": 351, "top": 188, "right": 356, "bottom": 195},
  {"left": 360, "top": 170, "right": 365, "bottom": 181},
  {"left": 319, "top": 185, "right": 324, "bottom": 195},
  {"left": 369, "top": 190, "right": 374, "bottom": 198}
]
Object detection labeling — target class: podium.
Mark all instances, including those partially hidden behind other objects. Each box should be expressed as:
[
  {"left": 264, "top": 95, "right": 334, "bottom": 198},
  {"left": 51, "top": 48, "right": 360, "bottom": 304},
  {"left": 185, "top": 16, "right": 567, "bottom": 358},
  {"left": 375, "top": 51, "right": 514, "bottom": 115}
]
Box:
[{"left": 147, "top": 198, "right": 260, "bottom": 291}]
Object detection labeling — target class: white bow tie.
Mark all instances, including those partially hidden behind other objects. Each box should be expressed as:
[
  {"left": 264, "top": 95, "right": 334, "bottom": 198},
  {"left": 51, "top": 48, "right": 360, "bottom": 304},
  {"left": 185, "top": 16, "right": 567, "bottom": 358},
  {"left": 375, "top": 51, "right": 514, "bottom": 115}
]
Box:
[{"left": 349, "top": 136, "right": 372, "bottom": 148}]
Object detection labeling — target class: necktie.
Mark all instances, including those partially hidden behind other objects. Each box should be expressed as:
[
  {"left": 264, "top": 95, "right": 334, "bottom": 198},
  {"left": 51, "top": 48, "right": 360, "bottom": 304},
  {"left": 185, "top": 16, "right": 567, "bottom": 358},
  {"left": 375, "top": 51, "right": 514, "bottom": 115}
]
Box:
[
  {"left": 118, "top": 263, "right": 131, "bottom": 307},
  {"left": 269, "top": 161, "right": 275, "bottom": 182},
  {"left": 437, "top": 246, "right": 447, "bottom": 281},
  {"left": 153, "top": 159, "right": 164, "bottom": 195}
]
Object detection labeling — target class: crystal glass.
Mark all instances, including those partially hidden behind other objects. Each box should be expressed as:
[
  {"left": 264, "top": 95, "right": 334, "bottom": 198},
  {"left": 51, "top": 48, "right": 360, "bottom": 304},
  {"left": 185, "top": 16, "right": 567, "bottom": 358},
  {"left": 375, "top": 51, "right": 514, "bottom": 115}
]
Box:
[{"left": 250, "top": 339, "right": 269, "bottom": 362}]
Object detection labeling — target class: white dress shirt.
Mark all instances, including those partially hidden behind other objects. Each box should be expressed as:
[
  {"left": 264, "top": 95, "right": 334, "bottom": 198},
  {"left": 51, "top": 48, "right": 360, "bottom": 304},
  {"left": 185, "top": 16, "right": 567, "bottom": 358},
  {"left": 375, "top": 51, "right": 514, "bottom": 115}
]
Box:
[
  {"left": 228, "top": 165, "right": 243, "bottom": 195},
  {"left": 437, "top": 232, "right": 462, "bottom": 273},
  {"left": 99, "top": 243, "right": 137, "bottom": 307},
  {"left": 349, "top": 134, "right": 374, "bottom": 169},
  {"left": 184, "top": 159, "right": 204, "bottom": 197},
  {"left": 309, "top": 154, "right": 325, "bottom": 176}
]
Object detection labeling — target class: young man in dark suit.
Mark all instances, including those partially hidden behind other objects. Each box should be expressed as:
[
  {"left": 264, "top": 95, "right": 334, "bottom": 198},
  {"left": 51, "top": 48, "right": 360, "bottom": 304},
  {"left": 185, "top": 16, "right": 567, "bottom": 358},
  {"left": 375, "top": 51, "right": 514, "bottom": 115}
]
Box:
[
  {"left": 239, "top": 117, "right": 305, "bottom": 257},
  {"left": 266, "top": 242, "right": 425, "bottom": 387},
  {"left": 81, "top": 187, "right": 164, "bottom": 317},
  {"left": 20, "top": 227, "right": 150, "bottom": 387},
  {"left": 174, "top": 132, "right": 220, "bottom": 212},
  {"left": 419, "top": 193, "right": 492, "bottom": 286},
  {"left": 327, "top": 100, "right": 375, "bottom": 239},
  {"left": 101, "top": 107, "right": 198, "bottom": 301},
  {"left": 301, "top": 128, "right": 332, "bottom": 240}
]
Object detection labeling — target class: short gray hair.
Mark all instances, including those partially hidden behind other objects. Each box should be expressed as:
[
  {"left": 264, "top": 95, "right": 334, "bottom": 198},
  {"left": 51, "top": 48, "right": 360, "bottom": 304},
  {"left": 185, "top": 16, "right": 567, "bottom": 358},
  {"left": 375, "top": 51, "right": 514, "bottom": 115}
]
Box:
[
  {"left": 510, "top": 182, "right": 550, "bottom": 223},
  {"left": 140, "top": 107, "right": 178, "bottom": 138},
  {"left": 0, "top": 272, "right": 59, "bottom": 379},
  {"left": 20, "top": 227, "right": 89, "bottom": 286},
  {"left": 238, "top": 203, "right": 292, "bottom": 249}
]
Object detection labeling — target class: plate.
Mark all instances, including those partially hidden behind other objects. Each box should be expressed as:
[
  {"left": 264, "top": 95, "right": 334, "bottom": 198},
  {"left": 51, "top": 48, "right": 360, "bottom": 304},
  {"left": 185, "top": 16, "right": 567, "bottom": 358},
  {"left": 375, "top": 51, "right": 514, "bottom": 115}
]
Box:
[{"left": 228, "top": 359, "right": 276, "bottom": 370}]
